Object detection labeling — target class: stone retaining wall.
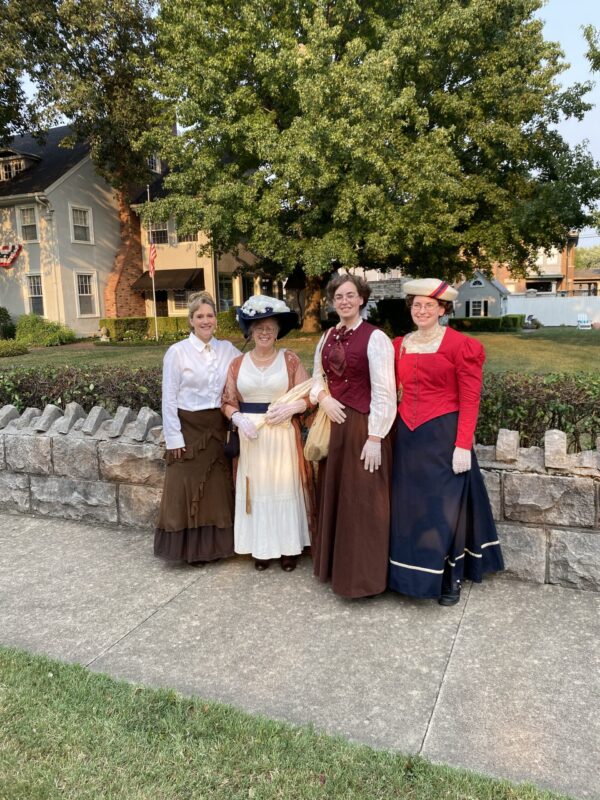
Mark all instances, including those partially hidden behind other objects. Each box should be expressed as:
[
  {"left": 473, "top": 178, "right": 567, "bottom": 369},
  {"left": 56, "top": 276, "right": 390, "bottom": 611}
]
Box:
[{"left": 1, "top": 403, "right": 599, "bottom": 592}]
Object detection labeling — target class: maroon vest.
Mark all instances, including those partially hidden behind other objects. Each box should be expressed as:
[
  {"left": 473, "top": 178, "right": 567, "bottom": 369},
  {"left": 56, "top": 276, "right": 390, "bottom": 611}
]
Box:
[{"left": 322, "top": 322, "right": 375, "bottom": 413}]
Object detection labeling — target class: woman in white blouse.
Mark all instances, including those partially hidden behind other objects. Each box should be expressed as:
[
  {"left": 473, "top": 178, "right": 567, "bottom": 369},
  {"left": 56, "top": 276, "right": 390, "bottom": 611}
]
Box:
[
  {"left": 310, "top": 274, "right": 396, "bottom": 598},
  {"left": 154, "top": 292, "right": 241, "bottom": 565}
]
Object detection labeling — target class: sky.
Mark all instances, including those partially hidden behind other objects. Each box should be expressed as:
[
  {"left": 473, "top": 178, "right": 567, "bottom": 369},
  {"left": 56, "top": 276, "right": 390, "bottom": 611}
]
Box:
[{"left": 538, "top": 0, "right": 600, "bottom": 246}]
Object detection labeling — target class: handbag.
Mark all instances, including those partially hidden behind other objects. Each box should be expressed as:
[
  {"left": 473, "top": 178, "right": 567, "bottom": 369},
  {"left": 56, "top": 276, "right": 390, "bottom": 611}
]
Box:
[
  {"left": 223, "top": 419, "right": 240, "bottom": 459},
  {"left": 303, "top": 403, "right": 331, "bottom": 462}
]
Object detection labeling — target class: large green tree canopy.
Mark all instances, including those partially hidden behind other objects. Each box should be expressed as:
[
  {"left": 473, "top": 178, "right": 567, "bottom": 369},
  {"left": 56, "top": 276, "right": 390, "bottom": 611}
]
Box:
[{"left": 142, "top": 0, "right": 600, "bottom": 282}]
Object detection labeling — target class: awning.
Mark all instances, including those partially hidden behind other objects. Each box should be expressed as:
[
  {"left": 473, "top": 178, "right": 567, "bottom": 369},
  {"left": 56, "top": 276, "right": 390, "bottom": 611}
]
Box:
[{"left": 131, "top": 268, "right": 205, "bottom": 292}]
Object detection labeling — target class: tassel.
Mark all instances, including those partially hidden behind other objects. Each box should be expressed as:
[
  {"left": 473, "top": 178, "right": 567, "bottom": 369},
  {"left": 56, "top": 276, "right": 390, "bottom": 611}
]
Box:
[{"left": 246, "top": 476, "right": 251, "bottom": 514}]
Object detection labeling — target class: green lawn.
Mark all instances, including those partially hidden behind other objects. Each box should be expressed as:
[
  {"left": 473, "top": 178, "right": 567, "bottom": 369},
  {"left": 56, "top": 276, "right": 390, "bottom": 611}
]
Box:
[
  {"left": 0, "top": 646, "right": 569, "bottom": 800},
  {"left": 1, "top": 328, "right": 599, "bottom": 373}
]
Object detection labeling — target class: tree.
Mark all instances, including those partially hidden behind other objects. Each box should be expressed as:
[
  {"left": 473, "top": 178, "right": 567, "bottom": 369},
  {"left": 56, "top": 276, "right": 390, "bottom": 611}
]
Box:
[
  {"left": 143, "top": 0, "right": 600, "bottom": 330},
  {"left": 3, "top": 0, "right": 161, "bottom": 316},
  {"left": 575, "top": 244, "right": 600, "bottom": 270}
]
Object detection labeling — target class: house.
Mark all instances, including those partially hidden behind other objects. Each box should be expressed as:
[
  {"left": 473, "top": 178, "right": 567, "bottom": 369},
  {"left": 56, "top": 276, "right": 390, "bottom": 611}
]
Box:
[
  {"left": 493, "top": 232, "right": 579, "bottom": 295},
  {"left": 131, "top": 175, "right": 284, "bottom": 318},
  {"left": 0, "top": 125, "right": 132, "bottom": 336},
  {"left": 454, "top": 270, "right": 509, "bottom": 318}
]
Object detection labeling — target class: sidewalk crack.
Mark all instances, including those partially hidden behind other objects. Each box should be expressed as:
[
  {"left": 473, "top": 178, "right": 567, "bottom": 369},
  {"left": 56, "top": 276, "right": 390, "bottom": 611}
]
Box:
[
  {"left": 417, "top": 582, "right": 472, "bottom": 754},
  {"left": 84, "top": 574, "right": 202, "bottom": 669}
]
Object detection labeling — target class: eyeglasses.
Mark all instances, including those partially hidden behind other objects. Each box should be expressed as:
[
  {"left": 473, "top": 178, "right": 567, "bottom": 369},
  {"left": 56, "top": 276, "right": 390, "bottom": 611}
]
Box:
[
  {"left": 333, "top": 293, "right": 360, "bottom": 302},
  {"left": 253, "top": 325, "right": 278, "bottom": 334},
  {"left": 412, "top": 303, "right": 439, "bottom": 312}
]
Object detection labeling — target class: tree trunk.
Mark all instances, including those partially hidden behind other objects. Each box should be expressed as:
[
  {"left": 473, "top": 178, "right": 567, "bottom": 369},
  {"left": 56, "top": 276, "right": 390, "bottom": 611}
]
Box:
[
  {"left": 301, "top": 275, "right": 324, "bottom": 333},
  {"left": 103, "top": 190, "right": 146, "bottom": 318}
]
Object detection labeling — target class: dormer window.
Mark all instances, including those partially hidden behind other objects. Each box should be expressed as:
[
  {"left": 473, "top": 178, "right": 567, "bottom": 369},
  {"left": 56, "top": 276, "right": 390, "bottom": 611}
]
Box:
[
  {"left": 470, "top": 278, "right": 484, "bottom": 287},
  {"left": 0, "top": 158, "right": 24, "bottom": 181}
]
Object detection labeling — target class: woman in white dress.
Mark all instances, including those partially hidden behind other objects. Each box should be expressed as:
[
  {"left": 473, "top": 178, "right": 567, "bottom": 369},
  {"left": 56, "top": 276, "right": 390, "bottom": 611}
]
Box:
[{"left": 222, "top": 296, "right": 316, "bottom": 571}]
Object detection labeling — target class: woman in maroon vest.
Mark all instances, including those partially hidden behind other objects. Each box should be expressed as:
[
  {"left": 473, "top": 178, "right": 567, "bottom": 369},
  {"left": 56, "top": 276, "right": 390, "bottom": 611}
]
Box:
[
  {"left": 310, "top": 274, "right": 396, "bottom": 598},
  {"left": 388, "top": 278, "right": 504, "bottom": 605}
]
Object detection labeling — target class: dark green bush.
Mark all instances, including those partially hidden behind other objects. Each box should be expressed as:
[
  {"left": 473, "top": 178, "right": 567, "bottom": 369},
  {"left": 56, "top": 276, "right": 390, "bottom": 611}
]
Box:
[
  {"left": 0, "top": 341, "right": 28, "bottom": 358},
  {"left": 99, "top": 317, "right": 149, "bottom": 341},
  {"left": 0, "top": 365, "right": 161, "bottom": 414},
  {"left": 449, "top": 317, "right": 503, "bottom": 332},
  {"left": 216, "top": 307, "right": 240, "bottom": 337},
  {"left": 15, "top": 314, "right": 77, "bottom": 346},
  {"left": 369, "top": 299, "right": 412, "bottom": 337},
  {"left": 500, "top": 314, "right": 525, "bottom": 331},
  {"left": 477, "top": 372, "right": 600, "bottom": 451},
  {"left": 0, "top": 307, "right": 16, "bottom": 339}
]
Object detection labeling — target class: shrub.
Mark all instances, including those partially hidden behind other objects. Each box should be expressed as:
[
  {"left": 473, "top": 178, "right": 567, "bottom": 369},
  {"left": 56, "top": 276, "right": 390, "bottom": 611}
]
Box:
[
  {"left": 449, "top": 317, "right": 502, "bottom": 332},
  {"left": 369, "top": 299, "right": 413, "bottom": 337},
  {"left": 0, "top": 341, "right": 28, "bottom": 358},
  {"left": 15, "top": 314, "right": 77, "bottom": 347},
  {"left": 0, "top": 307, "right": 16, "bottom": 339},
  {"left": 99, "top": 317, "right": 149, "bottom": 341},
  {"left": 216, "top": 307, "right": 240, "bottom": 337},
  {"left": 500, "top": 314, "right": 525, "bottom": 331}
]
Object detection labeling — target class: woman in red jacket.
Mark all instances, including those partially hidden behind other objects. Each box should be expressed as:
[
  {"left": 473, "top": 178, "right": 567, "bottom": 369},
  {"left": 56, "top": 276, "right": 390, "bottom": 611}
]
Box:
[{"left": 388, "top": 278, "right": 504, "bottom": 605}]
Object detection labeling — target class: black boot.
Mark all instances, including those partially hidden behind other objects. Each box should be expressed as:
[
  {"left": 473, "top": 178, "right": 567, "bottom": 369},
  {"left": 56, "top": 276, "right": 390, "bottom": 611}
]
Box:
[{"left": 438, "top": 578, "right": 461, "bottom": 606}]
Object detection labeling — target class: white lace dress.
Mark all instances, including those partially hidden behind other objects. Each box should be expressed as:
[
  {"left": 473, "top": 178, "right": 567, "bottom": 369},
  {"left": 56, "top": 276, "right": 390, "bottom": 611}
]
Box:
[{"left": 234, "top": 350, "right": 310, "bottom": 559}]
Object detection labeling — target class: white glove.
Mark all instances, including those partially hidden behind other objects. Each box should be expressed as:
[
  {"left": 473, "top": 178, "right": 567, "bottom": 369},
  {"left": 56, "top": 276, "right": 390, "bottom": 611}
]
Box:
[
  {"left": 452, "top": 446, "right": 472, "bottom": 474},
  {"left": 360, "top": 439, "right": 382, "bottom": 473},
  {"left": 320, "top": 394, "right": 346, "bottom": 424},
  {"left": 232, "top": 411, "right": 258, "bottom": 440},
  {"left": 265, "top": 399, "right": 307, "bottom": 425}
]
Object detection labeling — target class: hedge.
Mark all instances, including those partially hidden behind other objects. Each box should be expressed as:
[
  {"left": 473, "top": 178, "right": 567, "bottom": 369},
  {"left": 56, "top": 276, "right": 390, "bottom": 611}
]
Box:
[
  {"left": 0, "top": 365, "right": 598, "bottom": 452},
  {"left": 0, "top": 341, "right": 28, "bottom": 358},
  {"left": 16, "top": 314, "right": 77, "bottom": 347},
  {"left": 449, "top": 315, "right": 525, "bottom": 332},
  {"left": 99, "top": 309, "right": 239, "bottom": 340},
  {"left": 0, "top": 307, "right": 16, "bottom": 340}
]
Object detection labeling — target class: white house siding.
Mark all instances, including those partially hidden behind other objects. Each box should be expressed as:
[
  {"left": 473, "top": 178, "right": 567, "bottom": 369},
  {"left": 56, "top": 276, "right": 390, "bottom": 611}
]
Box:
[
  {"left": 506, "top": 294, "right": 600, "bottom": 326},
  {"left": 47, "top": 158, "right": 121, "bottom": 336}
]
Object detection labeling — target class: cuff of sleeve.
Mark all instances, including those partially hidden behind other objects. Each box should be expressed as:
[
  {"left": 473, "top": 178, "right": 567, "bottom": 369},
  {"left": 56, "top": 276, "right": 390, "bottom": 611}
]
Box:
[
  {"left": 455, "top": 436, "right": 474, "bottom": 450},
  {"left": 165, "top": 432, "right": 185, "bottom": 450}
]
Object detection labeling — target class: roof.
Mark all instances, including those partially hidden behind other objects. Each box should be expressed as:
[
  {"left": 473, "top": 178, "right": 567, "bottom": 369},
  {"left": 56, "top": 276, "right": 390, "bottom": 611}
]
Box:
[
  {"left": 131, "top": 268, "right": 205, "bottom": 291},
  {"left": 573, "top": 269, "right": 600, "bottom": 280},
  {"left": 0, "top": 125, "right": 90, "bottom": 198}
]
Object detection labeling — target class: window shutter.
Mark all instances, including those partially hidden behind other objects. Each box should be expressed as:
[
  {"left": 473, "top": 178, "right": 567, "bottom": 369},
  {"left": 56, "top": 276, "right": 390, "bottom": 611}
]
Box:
[
  {"left": 465, "top": 300, "right": 470, "bottom": 317},
  {"left": 484, "top": 300, "right": 489, "bottom": 317}
]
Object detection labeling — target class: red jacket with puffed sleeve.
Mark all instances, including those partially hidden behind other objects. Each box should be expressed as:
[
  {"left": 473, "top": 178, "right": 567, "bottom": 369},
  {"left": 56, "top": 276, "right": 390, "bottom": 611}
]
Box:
[{"left": 392, "top": 326, "right": 485, "bottom": 449}]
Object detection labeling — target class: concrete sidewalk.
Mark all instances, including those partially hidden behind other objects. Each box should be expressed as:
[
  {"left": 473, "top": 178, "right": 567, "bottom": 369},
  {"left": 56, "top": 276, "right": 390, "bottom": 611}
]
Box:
[{"left": 1, "top": 511, "right": 598, "bottom": 799}]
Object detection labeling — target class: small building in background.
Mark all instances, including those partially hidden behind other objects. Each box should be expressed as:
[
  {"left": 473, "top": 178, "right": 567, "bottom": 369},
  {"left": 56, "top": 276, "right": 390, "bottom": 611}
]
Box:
[{"left": 454, "top": 270, "right": 509, "bottom": 318}]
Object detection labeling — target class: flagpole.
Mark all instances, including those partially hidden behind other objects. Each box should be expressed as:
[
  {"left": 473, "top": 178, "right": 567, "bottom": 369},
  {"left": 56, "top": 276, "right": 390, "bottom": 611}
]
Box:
[{"left": 147, "top": 184, "right": 159, "bottom": 341}]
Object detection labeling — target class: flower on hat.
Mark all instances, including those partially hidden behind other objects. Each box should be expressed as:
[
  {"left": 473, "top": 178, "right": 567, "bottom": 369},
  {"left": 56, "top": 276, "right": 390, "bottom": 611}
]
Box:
[{"left": 238, "top": 295, "right": 290, "bottom": 317}]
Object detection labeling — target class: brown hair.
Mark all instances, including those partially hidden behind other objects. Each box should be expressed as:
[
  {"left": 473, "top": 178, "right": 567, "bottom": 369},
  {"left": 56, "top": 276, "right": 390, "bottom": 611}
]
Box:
[
  {"left": 188, "top": 291, "right": 217, "bottom": 318},
  {"left": 325, "top": 273, "right": 371, "bottom": 304},
  {"left": 406, "top": 295, "right": 453, "bottom": 315}
]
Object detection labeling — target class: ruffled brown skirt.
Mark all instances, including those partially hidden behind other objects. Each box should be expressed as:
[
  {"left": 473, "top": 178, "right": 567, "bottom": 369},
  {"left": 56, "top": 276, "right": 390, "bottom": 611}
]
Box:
[
  {"left": 313, "top": 407, "right": 393, "bottom": 598},
  {"left": 154, "top": 408, "right": 235, "bottom": 563}
]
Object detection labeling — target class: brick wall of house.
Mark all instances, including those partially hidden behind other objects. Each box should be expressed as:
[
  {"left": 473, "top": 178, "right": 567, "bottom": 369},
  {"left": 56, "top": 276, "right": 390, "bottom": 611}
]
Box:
[{"left": 104, "top": 196, "right": 146, "bottom": 318}]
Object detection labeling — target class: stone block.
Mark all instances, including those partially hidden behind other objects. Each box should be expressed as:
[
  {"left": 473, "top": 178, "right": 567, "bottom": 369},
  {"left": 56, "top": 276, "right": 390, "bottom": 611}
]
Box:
[
  {"left": 548, "top": 529, "right": 600, "bottom": 592},
  {"left": 33, "top": 404, "right": 63, "bottom": 433},
  {"left": 515, "top": 447, "right": 545, "bottom": 473},
  {"left": 15, "top": 408, "right": 42, "bottom": 430},
  {"left": 98, "top": 442, "right": 165, "bottom": 487},
  {"left": 52, "top": 436, "right": 99, "bottom": 480},
  {"left": 0, "top": 436, "right": 4, "bottom": 470},
  {"left": 544, "top": 429, "right": 568, "bottom": 469},
  {"left": 474, "top": 444, "right": 496, "bottom": 466},
  {"left": 5, "top": 434, "right": 52, "bottom": 475},
  {"left": 496, "top": 523, "right": 547, "bottom": 584},
  {"left": 106, "top": 406, "right": 136, "bottom": 438},
  {"left": 81, "top": 406, "right": 111, "bottom": 436},
  {"left": 481, "top": 470, "right": 501, "bottom": 520},
  {"left": 0, "top": 405, "right": 19, "bottom": 429},
  {"left": 504, "top": 473, "right": 596, "bottom": 528},
  {"left": 30, "top": 476, "right": 117, "bottom": 523},
  {"left": 123, "top": 407, "right": 162, "bottom": 442},
  {"left": 54, "top": 402, "right": 87, "bottom": 434},
  {"left": 118, "top": 484, "right": 162, "bottom": 527},
  {"left": 496, "top": 429, "right": 519, "bottom": 462},
  {"left": 146, "top": 426, "right": 164, "bottom": 446},
  {"left": 0, "top": 471, "right": 30, "bottom": 513}
]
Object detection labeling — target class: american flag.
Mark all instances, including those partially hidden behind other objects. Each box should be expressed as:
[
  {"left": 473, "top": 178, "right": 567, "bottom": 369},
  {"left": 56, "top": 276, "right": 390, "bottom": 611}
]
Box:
[{"left": 149, "top": 243, "right": 157, "bottom": 277}]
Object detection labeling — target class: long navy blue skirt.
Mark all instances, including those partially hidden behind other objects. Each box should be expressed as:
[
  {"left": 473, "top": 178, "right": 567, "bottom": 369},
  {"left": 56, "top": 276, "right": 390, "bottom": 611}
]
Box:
[{"left": 388, "top": 412, "right": 504, "bottom": 599}]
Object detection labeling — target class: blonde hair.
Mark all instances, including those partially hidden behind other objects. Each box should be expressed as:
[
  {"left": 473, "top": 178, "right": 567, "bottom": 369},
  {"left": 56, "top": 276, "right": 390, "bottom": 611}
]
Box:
[{"left": 188, "top": 292, "right": 217, "bottom": 318}]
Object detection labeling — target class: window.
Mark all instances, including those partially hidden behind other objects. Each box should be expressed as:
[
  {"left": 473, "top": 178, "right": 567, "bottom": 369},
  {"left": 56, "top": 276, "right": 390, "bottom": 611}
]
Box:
[
  {"left": 218, "top": 273, "right": 234, "bottom": 311},
  {"left": 173, "top": 290, "right": 189, "bottom": 310},
  {"left": 177, "top": 229, "right": 197, "bottom": 243},
  {"left": 467, "top": 299, "right": 488, "bottom": 318},
  {"left": 470, "top": 278, "right": 484, "bottom": 287},
  {"left": 19, "top": 206, "right": 38, "bottom": 242},
  {"left": 1, "top": 159, "right": 23, "bottom": 181},
  {"left": 27, "top": 275, "right": 44, "bottom": 315},
  {"left": 147, "top": 154, "right": 161, "bottom": 173},
  {"left": 149, "top": 221, "right": 168, "bottom": 245},
  {"left": 70, "top": 206, "right": 93, "bottom": 243},
  {"left": 76, "top": 273, "right": 97, "bottom": 316}
]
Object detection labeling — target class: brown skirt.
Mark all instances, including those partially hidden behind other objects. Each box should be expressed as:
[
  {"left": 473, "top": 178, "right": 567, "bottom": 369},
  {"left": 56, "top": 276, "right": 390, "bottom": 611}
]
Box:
[
  {"left": 154, "top": 408, "right": 235, "bottom": 563},
  {"left": 313, "top": 407, "right": 393, "bottom": 598}
]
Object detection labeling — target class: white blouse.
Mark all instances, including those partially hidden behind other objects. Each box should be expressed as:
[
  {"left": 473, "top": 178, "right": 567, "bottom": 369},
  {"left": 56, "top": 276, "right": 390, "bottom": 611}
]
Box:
[
  {"left": 310, "top": 319, "right": 396, "bottom": 439},
  {"left": 162, "top": 333, "right": 241, "bottom": 450}
]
